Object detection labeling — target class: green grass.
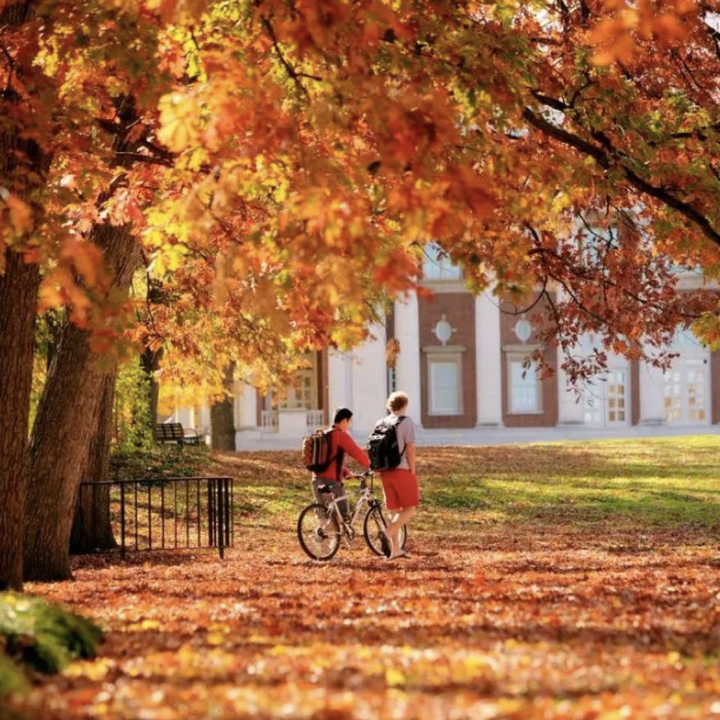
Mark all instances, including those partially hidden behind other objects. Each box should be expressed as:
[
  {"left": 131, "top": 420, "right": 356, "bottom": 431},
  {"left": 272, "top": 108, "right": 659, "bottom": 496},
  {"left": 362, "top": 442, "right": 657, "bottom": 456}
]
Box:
[
  {"left": 416, "top": 436, "right": 720, "bottom": 530},
  {"left": 208, "top": 436, "right": 720, "bottom": 533},
  {"left": 113, "top": 436, "right": 720, "bottom": 538}
]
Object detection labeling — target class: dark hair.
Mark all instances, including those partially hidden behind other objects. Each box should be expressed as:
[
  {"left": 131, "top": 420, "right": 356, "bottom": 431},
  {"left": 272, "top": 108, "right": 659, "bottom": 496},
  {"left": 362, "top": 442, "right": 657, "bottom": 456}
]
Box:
[{"left": 333, "top": 407, "right": 353, "bottom": 424}]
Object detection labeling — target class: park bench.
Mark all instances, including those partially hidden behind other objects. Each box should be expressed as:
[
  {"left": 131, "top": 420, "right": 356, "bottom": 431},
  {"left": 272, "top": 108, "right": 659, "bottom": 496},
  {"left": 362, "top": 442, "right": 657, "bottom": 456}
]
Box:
[{"left": 154, "top": 423, "right": 201, "bottom": 446}]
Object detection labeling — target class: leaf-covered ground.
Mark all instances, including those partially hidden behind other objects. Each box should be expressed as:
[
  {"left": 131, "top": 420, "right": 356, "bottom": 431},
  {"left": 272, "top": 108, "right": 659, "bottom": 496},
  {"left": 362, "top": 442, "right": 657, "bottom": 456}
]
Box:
[{"left": 12, "top": 436, "right": 720, "bottom": 719}]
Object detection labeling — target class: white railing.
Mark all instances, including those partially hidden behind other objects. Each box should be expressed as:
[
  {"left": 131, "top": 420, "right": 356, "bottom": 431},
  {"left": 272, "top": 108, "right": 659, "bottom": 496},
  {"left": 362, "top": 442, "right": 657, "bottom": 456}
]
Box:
[
  {"left": 261, "top": 410, "right": 279, "bottom": 432},
  {"left": 306, "top": 410, "right": 324, "bottom": 429}
]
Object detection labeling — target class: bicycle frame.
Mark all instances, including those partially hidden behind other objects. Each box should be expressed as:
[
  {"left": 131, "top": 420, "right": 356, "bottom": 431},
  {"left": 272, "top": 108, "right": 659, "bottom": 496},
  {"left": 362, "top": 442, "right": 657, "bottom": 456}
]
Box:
[{"left": 320, "top": 475, "right": 379, "bottom": 529}]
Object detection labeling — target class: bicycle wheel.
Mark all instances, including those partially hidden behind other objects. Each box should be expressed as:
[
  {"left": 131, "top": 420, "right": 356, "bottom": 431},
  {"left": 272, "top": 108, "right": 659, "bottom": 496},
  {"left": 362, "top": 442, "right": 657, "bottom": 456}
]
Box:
[
  {"left": 363, "top": 505, "right": 407, "bottom": 556},
  {"left": 297, "top": 503, "right": 341, "bottom": 561}
]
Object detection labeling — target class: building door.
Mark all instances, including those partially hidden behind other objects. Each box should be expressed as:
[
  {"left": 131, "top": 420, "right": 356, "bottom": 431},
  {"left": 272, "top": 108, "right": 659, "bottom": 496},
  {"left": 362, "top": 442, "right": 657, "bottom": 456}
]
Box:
[
  {"left": 664, "top": 357, "right": 709, "bottom": 425},
  {"left": 584, "top": 369, "right": 629, "bottom": 428}
]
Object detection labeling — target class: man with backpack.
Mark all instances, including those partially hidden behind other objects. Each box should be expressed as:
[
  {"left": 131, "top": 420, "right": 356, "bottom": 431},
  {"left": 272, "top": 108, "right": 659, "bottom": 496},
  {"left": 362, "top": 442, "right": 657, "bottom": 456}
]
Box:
[
  {"left": 308, "top": 407, "right": 371, "bottom": 521},
  {"left": 367, "top": 391, "right": 419, "bottom": 560}
]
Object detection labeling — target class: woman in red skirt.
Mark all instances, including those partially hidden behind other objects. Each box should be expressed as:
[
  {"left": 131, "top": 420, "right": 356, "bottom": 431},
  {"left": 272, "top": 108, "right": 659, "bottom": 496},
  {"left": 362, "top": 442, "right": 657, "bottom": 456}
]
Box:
[{"left": 380, "top": 391, "right": 420, "bottom": 559}]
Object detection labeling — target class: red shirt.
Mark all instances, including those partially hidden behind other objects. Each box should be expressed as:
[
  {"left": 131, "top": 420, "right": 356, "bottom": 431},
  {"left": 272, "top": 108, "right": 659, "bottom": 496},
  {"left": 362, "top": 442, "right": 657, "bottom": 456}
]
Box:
[{"left": 314, "top": 426, "right": 371, "bottom": 481}]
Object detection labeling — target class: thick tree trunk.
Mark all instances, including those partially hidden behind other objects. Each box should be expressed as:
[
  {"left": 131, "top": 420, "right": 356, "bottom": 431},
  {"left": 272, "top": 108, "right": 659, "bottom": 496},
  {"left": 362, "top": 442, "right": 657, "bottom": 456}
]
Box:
[
  {"left": 0, "top": 1, "right": 51, "bottom": 590},
  {"left": 211, "top": 363, "right": 236, "bottom": 451},
  {"left": 0, "top": 255, "right": 40, "bottom": 590},
  {"left": 24, "top": 224, "right": 140, "bottom": 581},
  {"left": 69, "top": 374, "right": 118, "bottom": 553}
]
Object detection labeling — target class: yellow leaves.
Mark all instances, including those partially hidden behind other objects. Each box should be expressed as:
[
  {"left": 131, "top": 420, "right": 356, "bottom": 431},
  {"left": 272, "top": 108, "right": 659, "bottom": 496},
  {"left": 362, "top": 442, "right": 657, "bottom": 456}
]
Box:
[
  {"left": 156, "top": 244, "right": 190, "bottom": 274},
  {"left": 105, "top": 76, "right": 130, "bottom": 98},
  {"left": 330, "top": 323, "right": 367, "bottom": 350},
  {"left": 385, "top": 668, "right": 405, "bottom": 686},
  {"left": 64, "top": 658, "right": 115, "bottom": 682},
  {"left": 158, "top": 92, "right": 200, "bottom": 152}
]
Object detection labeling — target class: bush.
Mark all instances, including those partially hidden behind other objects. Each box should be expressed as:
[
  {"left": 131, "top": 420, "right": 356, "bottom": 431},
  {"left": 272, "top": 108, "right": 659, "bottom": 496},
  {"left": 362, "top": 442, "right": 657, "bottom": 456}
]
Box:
[
  {"left": 110, "top": 444, "right": 212, "bottom": 481},
  {"left": 114, "top": 356, "right": 154, "bottom": 452},
  {"left": 0, "top": 653, "right": 27, "bottom": 697},
  {"left": 0, "top": 593, "right": 103, "bottom": 697}
]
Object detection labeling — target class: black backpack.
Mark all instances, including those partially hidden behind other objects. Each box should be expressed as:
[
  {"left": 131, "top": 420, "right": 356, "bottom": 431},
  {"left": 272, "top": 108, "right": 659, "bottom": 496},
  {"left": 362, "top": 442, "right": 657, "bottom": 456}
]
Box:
[{"left": 367, "top": 416, "right": 406, "bottom": 471}]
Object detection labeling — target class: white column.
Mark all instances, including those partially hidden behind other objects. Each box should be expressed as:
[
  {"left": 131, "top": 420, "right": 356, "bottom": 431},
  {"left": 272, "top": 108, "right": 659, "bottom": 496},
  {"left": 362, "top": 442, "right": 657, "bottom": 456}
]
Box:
[
  {"left": 236, "top": 382, "right": 258, "bottom": 429},
  {"left": 234, "top": 382, "right": 261, "bottom": 447},
  {"left": 639, "top": 363, "right": 666, "bottom": 424},
  {"left": 349, "top": 323, "right": 387, "bottom": 436},
  {"left": 475, "top": 292, "right": 503, "bottom": 425},
  {"left": 328, "top": 351, "right": 351, "bottom": 414},
  {"left": 393, "top": 292, "right": 423, "bottom": 426},
  {"left": 557, "top": 364, "right": 585, "bottom": 425},
  {"left": 199, "top": 401, "right": 211, "bottom": 440}
]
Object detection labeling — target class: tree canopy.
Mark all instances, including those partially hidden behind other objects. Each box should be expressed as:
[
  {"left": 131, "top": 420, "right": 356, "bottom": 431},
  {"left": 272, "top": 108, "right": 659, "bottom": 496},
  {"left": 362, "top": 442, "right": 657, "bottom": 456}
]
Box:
[{"left": 2, "top": 0, "right": 719, "bottom": 379}]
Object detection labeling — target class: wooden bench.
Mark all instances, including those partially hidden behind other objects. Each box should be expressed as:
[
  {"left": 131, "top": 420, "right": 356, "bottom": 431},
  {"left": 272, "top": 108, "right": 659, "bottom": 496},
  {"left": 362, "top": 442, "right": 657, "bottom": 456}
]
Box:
[{"left": 154, "top": 423, "right": 201, "bottom": 446}]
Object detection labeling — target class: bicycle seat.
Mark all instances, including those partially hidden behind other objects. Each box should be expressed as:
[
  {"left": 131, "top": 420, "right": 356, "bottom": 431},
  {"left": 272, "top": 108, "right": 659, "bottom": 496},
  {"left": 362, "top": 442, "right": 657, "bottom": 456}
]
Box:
[{"left": 317, "top": 484, "right": 334, "bottom": 493}]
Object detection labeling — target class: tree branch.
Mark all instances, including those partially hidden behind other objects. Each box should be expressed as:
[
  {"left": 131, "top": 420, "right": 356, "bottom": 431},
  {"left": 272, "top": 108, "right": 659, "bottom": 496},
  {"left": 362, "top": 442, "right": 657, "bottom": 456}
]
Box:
[
  {"left": 260, "top": 16, "right": 321, "bottom": 98},
  {"left": 522, "top": 107, "right": 720, "bottom": 248},
  {"left": 112, "top": 151, "right": 173, "bottom": 167}
]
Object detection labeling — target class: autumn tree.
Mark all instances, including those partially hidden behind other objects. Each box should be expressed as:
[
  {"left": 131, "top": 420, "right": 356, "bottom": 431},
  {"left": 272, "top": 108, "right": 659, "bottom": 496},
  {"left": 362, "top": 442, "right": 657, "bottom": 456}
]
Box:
[{"left": 3, "top": 0, "right": 720, "bottom": 586}]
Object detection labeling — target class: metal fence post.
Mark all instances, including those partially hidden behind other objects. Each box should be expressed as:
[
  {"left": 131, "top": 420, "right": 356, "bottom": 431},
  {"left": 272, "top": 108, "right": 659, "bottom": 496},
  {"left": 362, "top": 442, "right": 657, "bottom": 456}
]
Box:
[
  {"left": 120, "top": 483, "right": 126, "bottom": 560},
  {"left": 217, "top": 478, "right": 225, "bottom": 560}
]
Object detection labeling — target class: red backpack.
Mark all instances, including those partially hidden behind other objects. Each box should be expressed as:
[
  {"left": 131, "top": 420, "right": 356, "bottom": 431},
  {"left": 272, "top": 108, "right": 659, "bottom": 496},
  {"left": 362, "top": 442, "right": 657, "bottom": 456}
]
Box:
[{"left": 301, "top": 429, "right": 338, "bottom": 473}]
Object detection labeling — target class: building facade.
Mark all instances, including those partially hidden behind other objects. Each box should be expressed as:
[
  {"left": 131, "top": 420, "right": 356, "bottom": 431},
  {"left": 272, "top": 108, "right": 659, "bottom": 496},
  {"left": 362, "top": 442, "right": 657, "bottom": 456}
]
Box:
[{"left": 172, "top": 252, "right": 720, "bottom": 446}]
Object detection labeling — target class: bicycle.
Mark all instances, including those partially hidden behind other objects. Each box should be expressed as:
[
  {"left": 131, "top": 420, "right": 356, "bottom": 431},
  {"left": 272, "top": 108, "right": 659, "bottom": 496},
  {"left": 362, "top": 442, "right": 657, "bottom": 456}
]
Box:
[{"left": 297, "top": 471, "right": 408, "bottom": 561}]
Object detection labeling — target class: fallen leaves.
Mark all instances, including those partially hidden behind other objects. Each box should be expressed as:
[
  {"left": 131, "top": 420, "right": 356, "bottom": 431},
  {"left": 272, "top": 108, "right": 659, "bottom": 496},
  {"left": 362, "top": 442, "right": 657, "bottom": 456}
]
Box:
[{"left": 10, "top": 439, "right": 720, "bottom": 718}]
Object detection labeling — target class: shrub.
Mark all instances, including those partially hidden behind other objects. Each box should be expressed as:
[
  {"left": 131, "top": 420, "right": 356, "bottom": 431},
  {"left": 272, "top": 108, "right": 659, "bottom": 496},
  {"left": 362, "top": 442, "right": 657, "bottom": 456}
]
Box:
[
  {"left": 114, "top": 356, "right": 154, "bottom": 453},
  {"left": 0, "top": 593, "right": 103, "bottom": 697},
  {"left": 110, "top": 444, "right": 212, "bottom": 481}
]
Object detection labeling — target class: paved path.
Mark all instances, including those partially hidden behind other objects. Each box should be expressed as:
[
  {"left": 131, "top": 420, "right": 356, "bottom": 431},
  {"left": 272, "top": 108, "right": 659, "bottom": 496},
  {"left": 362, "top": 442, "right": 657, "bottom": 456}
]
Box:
[{"left": 237, "top": 424, "right": 719, "bottom": 451}]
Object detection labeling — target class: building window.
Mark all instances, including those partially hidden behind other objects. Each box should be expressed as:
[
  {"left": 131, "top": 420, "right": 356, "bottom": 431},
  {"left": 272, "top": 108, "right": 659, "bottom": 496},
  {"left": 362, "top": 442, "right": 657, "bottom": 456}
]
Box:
[
  {"left": 664, "top": 357, "right": 708, "bottom": 425},
  {"left": 423, "top": 242, "right": 463, "bottom": 281},
  {"left": 508, "top": 358, "right": 542, "bottom": 414},
  {"left": 428, "top": 357, "right": 462, "bottom": 415},
  {"left": 387, "top": 366, "right": 397, "bottom": 395},
  {"left": 279, "top": 354, "right": 317, "bottom": 410}
]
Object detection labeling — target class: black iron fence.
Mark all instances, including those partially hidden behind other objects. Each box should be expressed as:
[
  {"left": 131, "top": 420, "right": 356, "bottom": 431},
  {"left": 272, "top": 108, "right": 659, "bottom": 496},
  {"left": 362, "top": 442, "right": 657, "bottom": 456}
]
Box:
[{"left": 77, "top": 477, "right": 234, "bottom": 559}]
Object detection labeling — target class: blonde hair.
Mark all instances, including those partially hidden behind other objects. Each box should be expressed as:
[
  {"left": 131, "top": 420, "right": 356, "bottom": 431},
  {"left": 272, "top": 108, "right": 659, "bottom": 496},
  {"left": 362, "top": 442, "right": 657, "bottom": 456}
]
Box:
[{"left": 387, "top": 391, "right": 409, "bottom": 413}]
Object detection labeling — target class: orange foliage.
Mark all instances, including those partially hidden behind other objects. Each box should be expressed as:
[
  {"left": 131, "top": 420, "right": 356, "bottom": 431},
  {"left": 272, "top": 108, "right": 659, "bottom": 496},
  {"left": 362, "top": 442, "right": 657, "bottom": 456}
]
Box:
[{"left": 1, "top": 0, "right": 719, "bottom": 387}]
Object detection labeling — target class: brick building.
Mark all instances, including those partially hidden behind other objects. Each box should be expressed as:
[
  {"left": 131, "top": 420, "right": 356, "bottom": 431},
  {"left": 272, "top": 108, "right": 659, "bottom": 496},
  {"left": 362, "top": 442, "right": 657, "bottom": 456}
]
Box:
[{"left": 172, "top": 246, "right": 720, "bottom": 446}]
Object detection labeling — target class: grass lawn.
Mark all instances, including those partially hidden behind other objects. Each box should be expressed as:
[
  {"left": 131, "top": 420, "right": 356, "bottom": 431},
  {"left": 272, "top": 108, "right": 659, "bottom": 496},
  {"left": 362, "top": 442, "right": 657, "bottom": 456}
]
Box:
[{"left": 13, "top": 435, "right": 720, "bottom": 719}]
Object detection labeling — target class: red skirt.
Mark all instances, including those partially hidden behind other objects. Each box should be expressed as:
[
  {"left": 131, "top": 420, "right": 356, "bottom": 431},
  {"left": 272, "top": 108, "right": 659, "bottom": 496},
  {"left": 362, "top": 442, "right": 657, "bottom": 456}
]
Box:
[{"left": 380, "top": 468, "right": 419, "bottom": 511}]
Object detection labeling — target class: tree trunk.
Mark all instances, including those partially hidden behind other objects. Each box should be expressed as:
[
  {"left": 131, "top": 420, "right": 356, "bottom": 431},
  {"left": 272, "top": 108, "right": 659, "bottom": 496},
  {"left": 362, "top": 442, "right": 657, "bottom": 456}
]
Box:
[
  {"left": 0, "top": 255, "right": 40, "bottom": 590},
  {"left": 69, "top": 374, "right": 118, "bottom": 554},
  {"left": 24, "top": 223, "right": 140, "bottom": 581},
  {"left": 211, "top": 363, "right": 236, "bottom": 451},
  {"left": 141, "top": 346, "right": 163, "bottom": 425},
  {"left": 0, "top": 1, "right": 52, "bottom": 590}
]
